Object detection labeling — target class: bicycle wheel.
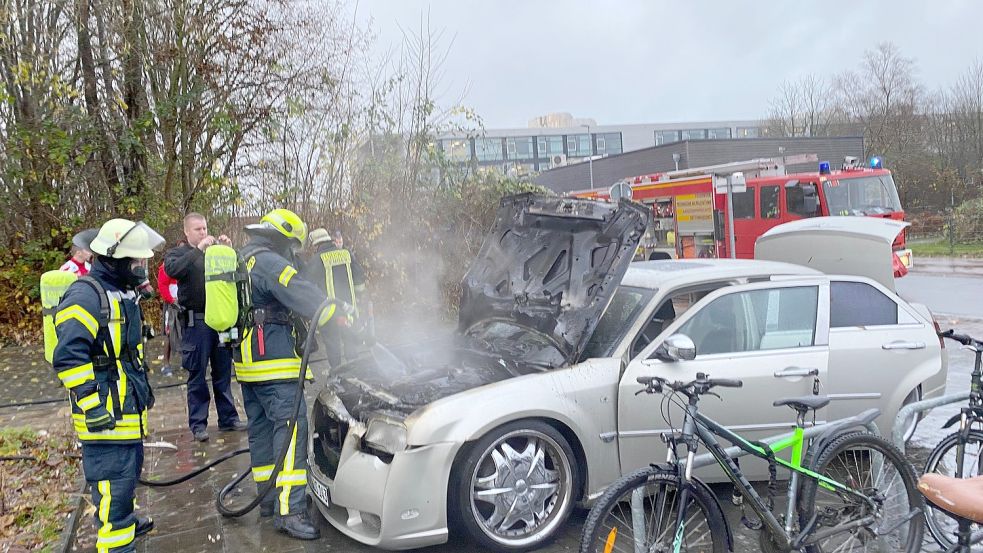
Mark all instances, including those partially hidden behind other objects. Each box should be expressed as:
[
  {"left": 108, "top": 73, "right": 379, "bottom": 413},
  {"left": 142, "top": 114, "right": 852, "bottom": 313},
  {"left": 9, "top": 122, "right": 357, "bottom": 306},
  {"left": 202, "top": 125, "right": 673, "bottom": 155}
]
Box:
[
  {"left": 798, "top": 432, "right": 924, "bottom": 553},
  {"left": 579, "top": 466, "right": 726, "bottom": 553},
  {"left": 924, "top": 429, "right": 983, "bottom": 550}
]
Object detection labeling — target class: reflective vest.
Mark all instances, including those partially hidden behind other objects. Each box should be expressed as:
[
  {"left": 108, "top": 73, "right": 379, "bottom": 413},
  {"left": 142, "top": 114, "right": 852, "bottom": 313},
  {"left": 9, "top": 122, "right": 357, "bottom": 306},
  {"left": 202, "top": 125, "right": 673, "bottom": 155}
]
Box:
[
  {"left": 53, "top": 277, "right": 151, "bottom": 444},
  {"left": 318, "top": 249, "right": 356, "bottom": 311}
]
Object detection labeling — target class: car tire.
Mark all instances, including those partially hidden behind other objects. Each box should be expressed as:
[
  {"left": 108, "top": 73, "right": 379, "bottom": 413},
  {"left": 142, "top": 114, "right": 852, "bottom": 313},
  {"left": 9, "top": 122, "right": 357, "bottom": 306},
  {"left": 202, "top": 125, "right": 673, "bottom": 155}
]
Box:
[{"left": 450, "top": 420, "right": 579, "bottom": 552}]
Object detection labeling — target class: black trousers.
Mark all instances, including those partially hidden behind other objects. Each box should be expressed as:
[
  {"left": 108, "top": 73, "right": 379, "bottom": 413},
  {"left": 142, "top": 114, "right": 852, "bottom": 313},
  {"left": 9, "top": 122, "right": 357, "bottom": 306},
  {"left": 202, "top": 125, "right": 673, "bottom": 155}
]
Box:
[
  {"left": 181, "top": 318, "right": 240, "bottom": 432},
  {"left": 82, "top": 442, "right": 143, "bottom": 553}
]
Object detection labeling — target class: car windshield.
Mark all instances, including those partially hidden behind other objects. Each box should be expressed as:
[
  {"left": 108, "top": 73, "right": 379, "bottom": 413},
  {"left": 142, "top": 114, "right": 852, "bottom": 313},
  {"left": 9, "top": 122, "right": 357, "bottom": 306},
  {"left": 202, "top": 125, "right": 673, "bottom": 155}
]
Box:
[
  {"left": 581, "top": 286, "right": 655, "bottom": 360},
  {"left": 823, "top": 174, "right": 902, "bottom": 216},
  {"left": 465, "top": 320, "right": 566, "bottom": 369}
]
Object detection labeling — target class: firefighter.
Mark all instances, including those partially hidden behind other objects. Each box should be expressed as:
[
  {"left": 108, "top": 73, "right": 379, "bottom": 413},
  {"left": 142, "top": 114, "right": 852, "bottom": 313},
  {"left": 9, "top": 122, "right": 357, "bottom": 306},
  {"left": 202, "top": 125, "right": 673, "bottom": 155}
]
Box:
[
  {"left": 53, "top": 218, "right": 164, "bottom": 553},
  {"left": 236, "top": 209, "right": 348, "bottom": 540},
  {"left": 300, "top": 228, "right": 366, "bottom": 366}
]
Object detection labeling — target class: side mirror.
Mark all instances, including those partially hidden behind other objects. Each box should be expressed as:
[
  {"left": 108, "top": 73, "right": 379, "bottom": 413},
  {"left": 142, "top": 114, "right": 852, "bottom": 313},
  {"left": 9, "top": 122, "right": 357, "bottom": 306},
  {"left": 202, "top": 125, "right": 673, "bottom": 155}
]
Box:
[{"left": 654, "top": 334, "right": 697, "bottom": 362}]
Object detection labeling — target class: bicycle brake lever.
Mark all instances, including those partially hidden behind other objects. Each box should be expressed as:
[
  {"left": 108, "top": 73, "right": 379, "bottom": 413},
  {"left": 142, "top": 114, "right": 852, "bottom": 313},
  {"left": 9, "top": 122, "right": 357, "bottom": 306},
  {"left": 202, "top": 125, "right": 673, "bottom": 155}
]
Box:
[{"left": 705, "top": 391, "right": 722, "bottom": 401}]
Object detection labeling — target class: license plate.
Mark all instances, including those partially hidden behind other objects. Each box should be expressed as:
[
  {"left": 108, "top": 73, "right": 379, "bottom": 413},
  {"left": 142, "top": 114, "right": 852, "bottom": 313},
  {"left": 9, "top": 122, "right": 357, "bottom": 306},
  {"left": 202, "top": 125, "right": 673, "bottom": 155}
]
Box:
[{"left": 310, "top": 477, "right": 331, "bottom": 507}]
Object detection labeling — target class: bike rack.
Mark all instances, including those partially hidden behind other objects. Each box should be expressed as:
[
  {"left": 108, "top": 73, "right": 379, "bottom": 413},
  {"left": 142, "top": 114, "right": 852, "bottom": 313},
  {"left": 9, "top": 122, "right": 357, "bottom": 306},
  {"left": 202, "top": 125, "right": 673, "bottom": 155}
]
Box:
[
  {"left": 690, "top": 418, "right": 881, "bottom": 471},
  {"left": 891, "top": 391, "right": 971, "bottom": 451}
]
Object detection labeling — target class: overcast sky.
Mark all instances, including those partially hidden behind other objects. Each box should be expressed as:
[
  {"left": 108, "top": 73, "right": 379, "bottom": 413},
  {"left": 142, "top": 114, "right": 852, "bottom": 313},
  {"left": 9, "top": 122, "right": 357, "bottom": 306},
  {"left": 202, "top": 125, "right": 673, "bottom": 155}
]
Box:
[{"left": 355, "top": 1, "right": 983, "bottom": 129}]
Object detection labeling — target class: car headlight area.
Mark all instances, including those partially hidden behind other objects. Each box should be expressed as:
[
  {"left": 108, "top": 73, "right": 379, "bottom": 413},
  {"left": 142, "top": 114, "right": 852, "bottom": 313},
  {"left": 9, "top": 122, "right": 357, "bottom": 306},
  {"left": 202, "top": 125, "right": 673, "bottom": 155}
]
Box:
[{"left": 310, "top": 399, "right": 459, "bottom": 548}]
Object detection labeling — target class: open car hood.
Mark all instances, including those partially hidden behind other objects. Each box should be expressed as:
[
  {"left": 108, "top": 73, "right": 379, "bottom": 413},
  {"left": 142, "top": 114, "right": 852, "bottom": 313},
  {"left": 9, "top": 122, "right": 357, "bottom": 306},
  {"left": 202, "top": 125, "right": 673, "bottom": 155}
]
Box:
[
  {"left": 754, "top": 216, "right": 910, "bottom": 292},
  {"left": 458, "top": 193, "right": 649, "bottom": 365}
]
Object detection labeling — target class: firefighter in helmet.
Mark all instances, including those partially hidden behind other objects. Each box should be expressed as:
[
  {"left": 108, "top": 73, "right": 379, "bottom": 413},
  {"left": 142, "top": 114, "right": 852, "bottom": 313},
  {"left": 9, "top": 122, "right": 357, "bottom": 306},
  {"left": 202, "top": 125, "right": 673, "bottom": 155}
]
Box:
[
  {"left": 53, "top": 218, "right": 165, "bottom": 553},
  {"left": 236, "top": 208, "right": 348, "bottom": 540}
]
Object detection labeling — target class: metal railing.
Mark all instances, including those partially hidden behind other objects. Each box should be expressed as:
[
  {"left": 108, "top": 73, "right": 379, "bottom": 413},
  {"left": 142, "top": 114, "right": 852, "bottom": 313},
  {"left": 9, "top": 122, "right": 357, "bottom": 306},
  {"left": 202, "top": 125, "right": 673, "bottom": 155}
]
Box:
[{"left": 891, "top": 392, "right": 971, "bottom": 451}]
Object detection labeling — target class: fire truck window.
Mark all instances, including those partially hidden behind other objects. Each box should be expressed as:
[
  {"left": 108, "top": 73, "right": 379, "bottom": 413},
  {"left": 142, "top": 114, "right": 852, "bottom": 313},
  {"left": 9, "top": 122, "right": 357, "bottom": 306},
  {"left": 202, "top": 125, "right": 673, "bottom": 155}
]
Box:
[
  {"left": 787, "top": 183, "right": 820, "bottom": 217},
  {"left": 732, "top": 189, "right": 755, "bottom": 219},
  {"left": 760, "top": 186, "right": 780, "bottom": 219}
]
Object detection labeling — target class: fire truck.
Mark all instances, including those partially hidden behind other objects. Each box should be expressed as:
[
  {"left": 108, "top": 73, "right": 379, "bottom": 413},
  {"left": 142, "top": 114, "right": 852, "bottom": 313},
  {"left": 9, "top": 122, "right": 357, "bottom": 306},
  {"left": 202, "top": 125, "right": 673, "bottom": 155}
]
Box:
[{"left": 569, "top": 155, "right": 912, "bottom": 268}]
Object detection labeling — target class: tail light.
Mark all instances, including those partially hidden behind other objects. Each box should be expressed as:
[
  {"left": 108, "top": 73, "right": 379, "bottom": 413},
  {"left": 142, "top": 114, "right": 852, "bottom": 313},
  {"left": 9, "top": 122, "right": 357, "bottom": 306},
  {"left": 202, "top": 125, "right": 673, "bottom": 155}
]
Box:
[
  {"left": 934, "top": 317, "right": 945, "bottom": 349},
  {"left": 892, "top": 252, "right": 908, "bottom": 278}
]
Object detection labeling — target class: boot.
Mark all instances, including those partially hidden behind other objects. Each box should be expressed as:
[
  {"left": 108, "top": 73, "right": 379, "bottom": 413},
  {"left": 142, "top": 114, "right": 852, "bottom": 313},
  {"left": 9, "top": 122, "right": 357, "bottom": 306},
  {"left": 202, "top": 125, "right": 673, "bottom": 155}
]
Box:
[
  {"left": 273, "top": 512, "right": 321, "bottom": 540},
  {"left": 135, "top": 514, "right": 155, "bottom": 537}
]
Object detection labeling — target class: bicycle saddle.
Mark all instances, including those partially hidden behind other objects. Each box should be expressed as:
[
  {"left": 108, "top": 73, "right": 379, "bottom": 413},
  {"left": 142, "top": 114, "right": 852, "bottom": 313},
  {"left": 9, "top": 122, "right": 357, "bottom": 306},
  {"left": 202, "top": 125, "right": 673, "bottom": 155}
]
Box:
[
  {"left": 918, "top": 474, "right": 983, "bottom": 524},
  {"left": 773, "top": 395, "right": 830, "bottom": 412}
]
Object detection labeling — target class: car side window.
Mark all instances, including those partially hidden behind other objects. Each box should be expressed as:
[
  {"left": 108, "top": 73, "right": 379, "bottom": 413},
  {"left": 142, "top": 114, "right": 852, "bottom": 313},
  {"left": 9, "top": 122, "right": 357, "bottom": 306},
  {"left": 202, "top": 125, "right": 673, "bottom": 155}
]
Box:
[
  {"left": 830, "top": 281, "right": 898, "bottom": 327},
  {"left": 581, "top": 286, "right": 653, "bottom": 360},
  {"left": 671, "top": 286, "right": 818, "bottom": 356},
  {"left": 631, "top": 289, "right": 713, "bottom": 358}
]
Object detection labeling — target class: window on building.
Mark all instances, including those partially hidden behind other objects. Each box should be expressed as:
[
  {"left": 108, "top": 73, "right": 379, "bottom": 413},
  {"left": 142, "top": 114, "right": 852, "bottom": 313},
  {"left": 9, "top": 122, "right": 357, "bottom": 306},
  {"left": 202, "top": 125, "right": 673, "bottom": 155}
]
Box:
[
  {"left": 537, "top": 136, "right": 564, "bottom": 158},
  {"left": 442, "top": 139, "right": 471, "bottom": 162},
  {"left": 567, "top": 134, "right": 592, "bottom": 157},
  {"left": 736, "top": 127, "right": 760, "bottom": 139},
  {"left": 596, "top": 132, "right": 623, "bottom": 155},
  {"left": 732, "top": 188, "right": 755, "bottom": 219},
  {"left": 830, "top": 281, "right": 898, "bottom": 327},
  {"left": 760, "top": 185, "right": 780, "bottom": 219},
  {"left": 505, "top": 137, "right": 534, "bottom": 160},
  {"left": 707, "top": 128, "right": 732, "bottom": 140},
  {"left": 681, "top": 129, "right": 707, "bottom": 141},
  {"left": 475, "top": 138, "right": 504, "bottom": 162},
  {"left": 655, "top": 130, "right": 681, "bottom": 146}
]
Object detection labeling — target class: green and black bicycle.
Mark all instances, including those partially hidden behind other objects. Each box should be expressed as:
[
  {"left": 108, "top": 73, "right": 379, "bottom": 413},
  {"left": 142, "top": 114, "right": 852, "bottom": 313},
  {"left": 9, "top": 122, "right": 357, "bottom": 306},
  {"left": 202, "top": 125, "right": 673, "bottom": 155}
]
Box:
[{"left": 579, "top": 373, "right": 924, "bottom": 553}]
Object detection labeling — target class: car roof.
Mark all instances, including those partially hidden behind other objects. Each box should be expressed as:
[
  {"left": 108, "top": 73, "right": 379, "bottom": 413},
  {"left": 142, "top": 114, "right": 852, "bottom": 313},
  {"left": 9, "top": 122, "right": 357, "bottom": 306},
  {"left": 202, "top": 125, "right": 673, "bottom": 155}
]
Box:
[{"left": 621, "top": 258, "right": 821, "bottom": 290}]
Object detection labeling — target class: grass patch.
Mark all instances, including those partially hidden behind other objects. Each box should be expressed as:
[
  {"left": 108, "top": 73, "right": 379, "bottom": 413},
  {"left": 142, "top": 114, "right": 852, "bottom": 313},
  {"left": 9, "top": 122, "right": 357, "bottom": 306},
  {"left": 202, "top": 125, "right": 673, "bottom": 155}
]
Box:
[
  {"left": 910, "top": 240, "right": 983, "bottom": 258},
  {"left": 0, "top": 426, "right": 81, "bottom": 551}
]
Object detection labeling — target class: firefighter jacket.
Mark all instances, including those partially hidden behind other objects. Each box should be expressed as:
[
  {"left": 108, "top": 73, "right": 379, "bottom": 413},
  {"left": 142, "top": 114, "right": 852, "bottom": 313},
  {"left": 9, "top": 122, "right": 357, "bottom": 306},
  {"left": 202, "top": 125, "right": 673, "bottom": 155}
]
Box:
[
  {"left": 235, "top": 236, "right": 332, "bottom": 383},
  {"left": 52, "top": 263, "right": 151, "bottom": 444},
  {"left": 299, "top": 244, "right": 365, "bottom": 312}
]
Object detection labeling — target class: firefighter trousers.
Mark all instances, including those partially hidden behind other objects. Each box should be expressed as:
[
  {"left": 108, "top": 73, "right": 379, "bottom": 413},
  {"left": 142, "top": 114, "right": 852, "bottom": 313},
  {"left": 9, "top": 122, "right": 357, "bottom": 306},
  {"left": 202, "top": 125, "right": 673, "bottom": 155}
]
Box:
[
  {"left": 242, "top": 380, "right": 309, "bottom": 517},
  {"left": 82, "top": 442, "right": 144, "bottom": 553}
]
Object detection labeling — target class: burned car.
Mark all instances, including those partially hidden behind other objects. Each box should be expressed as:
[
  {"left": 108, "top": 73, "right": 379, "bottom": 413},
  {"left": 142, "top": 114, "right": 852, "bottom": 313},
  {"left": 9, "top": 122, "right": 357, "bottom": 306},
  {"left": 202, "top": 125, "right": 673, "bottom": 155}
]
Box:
[{"left": 308, "top": 197, "right": 947, "bottom": 551}]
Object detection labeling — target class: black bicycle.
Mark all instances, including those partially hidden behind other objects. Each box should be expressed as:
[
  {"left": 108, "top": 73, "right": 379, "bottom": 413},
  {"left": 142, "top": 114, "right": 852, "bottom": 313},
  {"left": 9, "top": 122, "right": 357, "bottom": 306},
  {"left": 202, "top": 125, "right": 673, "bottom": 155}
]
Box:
[
  {"left": 579, "top": 373, "right": 924, "bottom": 553},
  {"left": 924, "top": 329, "right": 983, "bottom": 549}
]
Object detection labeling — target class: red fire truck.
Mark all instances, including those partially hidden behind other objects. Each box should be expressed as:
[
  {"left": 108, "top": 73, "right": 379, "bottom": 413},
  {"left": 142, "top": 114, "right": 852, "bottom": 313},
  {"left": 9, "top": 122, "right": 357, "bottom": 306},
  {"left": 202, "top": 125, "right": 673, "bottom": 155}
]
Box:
[{"left": 570, "top": 155, "right": 911, "bottom": 268}]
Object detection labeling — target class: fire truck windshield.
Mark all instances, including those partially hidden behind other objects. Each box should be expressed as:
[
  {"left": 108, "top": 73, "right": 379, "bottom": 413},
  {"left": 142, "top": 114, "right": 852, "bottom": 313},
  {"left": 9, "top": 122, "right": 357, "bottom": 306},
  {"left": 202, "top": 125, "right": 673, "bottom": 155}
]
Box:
[{"left": 823, "top": 174, "right": 903, "bottom": 216}]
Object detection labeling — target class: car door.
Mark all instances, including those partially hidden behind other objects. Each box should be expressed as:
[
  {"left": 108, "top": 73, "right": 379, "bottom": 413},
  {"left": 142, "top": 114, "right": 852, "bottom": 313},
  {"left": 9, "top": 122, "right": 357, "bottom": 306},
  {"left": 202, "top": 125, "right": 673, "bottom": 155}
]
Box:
[
  {"left": 617, "top": 279, "right": 830, "bottom": 480},
  {"left": 826, "top": 278, "right": 942, "bottom": 435}
]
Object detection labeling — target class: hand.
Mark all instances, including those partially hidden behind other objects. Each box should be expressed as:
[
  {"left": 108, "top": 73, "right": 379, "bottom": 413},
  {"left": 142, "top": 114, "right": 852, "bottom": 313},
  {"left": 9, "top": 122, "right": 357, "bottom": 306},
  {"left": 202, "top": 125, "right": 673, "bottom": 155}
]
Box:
[
  {"left": 84, "top": 406, "right": 116, "bottom": 433},
  {"left": 217, "top": 235, "right": 232, "bottom": 246},
  {"left": 197, "top": 235, "right": 217, "bottom": 251}
]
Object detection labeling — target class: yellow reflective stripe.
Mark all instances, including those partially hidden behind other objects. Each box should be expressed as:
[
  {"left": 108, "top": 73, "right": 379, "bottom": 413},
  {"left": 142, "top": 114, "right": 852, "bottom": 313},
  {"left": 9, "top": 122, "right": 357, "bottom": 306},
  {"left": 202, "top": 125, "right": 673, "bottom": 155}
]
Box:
[
  {"left": 279, "top": 424, "right": 300, "bottom": 515},
  {"left": 76, "top": 391, "right": 102, "bottom": 412},
  {"left": 275, "top": 469, "right": 307, "bottom": 487},
  {"left": 55, "top": 305, "right": 98, "bottom": 337},
  {"left": 98, "top": 480, "right": 111, "bottom": 527},
  {"left": 97, "top": 523, "right": 135, "bottom": 551},
  {"left": 317, "top": 303, "right": 336, "bottom": 326},
  {"left": 252, "top": 464, "right": 275, "bottom": 483},
  {"left": 278, "top": 265, "right": 297, "bottom": 287},
  {"left": 109, "top": 299, "right": 126, "bottom": 413},
  {"left": 234, "top": 363, "right": 312, "bottom": 383},
  {"left": 72, "top": 412, "right": 145, "bottom": 441},
  {"left": 240, "top": 328, "right": 254, "bottom": 365},
  {"left": 58, "top": 363, "right": 95, "bottom": 388}
]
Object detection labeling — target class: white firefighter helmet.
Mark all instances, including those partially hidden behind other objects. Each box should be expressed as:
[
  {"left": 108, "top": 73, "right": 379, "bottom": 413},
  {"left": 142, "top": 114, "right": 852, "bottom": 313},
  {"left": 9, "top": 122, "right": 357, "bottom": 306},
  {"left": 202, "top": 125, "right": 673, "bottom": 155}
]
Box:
[{"left": 89, "top": 219, "right": 165, "bottom": 259}]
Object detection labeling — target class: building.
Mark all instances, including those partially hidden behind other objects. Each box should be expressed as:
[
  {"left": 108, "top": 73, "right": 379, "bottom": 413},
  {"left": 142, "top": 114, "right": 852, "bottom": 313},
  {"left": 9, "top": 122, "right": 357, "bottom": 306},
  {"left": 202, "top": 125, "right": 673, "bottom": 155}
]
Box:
[
  {"left": 435, "top": 115, "right": 769, "bottom": 175},
  {"left": 532, "top": 136, "right": 866, "bottom": 194}
]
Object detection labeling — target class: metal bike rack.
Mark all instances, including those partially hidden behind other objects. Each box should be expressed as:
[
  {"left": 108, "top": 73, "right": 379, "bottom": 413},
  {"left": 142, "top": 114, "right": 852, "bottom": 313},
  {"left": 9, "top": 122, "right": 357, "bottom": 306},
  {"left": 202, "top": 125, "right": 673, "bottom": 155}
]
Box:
[
  {"left": 690, "top": 418, "right": 881, "bottom": 471},
  {"left": 891, "top": 392, "right": 971, "bottom": 451}
]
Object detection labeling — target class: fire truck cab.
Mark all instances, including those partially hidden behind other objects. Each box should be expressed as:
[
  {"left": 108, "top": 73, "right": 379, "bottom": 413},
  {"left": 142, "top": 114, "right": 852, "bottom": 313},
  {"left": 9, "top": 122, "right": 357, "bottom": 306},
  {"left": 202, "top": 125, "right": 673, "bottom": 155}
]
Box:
[{"left": 570, "top": 155, "right": 911, "bottom": 268}]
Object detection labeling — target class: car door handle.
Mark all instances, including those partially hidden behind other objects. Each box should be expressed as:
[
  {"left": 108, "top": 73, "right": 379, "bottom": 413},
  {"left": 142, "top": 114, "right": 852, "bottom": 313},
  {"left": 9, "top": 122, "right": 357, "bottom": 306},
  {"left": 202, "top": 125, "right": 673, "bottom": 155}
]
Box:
[
  {"left": 881, "top": 341, "right": 926, "bottom": 350},
  {"left": 774, "top": 367, "right": 819, "bottom": 378}
]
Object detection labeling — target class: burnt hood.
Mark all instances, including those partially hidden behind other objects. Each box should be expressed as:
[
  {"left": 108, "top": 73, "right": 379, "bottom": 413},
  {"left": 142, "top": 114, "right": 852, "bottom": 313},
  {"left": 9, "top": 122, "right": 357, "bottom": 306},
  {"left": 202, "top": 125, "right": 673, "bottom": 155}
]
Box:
[{"left": 458, "top": 193, "right": 649, "bottom": 365}]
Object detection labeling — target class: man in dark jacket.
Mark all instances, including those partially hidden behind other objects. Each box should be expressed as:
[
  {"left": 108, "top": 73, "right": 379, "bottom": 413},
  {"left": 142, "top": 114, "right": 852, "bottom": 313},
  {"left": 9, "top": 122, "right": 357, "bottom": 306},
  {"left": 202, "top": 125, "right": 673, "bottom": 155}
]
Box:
[
  {"left": 164, "top": 213, "right": 245, "bottom": 442},
  {"left": 53, "top": 218, "right": 164, "bottom": 553},
  {"left": 235, "top": 209, "right": 348, "bottom": 540}
]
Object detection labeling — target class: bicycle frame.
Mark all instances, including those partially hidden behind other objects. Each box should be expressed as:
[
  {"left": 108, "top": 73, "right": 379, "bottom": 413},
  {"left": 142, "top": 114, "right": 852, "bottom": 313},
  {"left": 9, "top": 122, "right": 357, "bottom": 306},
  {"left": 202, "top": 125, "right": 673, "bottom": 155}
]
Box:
[{"left": 669, "top": 400, "right": 881, "bottom": 551}]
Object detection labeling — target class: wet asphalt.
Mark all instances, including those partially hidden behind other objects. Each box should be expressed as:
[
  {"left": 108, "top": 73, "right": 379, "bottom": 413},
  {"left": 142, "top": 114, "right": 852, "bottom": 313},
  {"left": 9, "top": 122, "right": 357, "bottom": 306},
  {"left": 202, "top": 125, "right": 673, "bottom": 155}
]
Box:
[{"left": 0, "top": 269, "right": 978, "bottom": 552}]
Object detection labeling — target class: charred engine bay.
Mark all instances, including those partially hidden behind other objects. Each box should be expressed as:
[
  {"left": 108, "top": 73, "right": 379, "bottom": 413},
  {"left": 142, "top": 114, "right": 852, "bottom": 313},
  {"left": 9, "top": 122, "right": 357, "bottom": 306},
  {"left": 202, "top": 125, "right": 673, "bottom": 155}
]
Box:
[{"left": 325, "top": 332, "right": 562, "bottom": 420}]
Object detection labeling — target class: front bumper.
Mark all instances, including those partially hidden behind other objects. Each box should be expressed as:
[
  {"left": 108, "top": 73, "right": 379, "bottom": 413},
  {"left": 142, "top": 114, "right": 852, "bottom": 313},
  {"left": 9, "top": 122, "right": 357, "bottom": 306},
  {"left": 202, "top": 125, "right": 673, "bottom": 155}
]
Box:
[{"left": 309, "top": 403, "right": 459, "bottom": 550}]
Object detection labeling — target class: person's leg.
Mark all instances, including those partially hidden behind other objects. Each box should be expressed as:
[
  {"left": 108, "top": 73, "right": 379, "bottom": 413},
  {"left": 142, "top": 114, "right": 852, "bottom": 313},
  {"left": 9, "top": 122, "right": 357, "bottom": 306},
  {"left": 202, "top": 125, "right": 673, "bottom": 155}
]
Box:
[
  {"left": 242, "top": 384, "right": 276, "bottom": 515},
  {"left": 207, "top": 328, "right": 241, "bottom": 428},
  {"left": 267, "top": 381, "right": 318, "bottom": 539},
  {"left": 83, "top": 444, "right": 139, "bottom": 553},
  {"left": 182, "top": 322, "right": 211, "bottom": 437}
]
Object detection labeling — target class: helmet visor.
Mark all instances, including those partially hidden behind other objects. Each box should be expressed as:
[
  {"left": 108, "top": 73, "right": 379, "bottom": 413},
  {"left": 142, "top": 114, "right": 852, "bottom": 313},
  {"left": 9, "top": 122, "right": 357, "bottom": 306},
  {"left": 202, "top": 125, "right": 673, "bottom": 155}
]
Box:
[{"left": 108, "top": 221, "right": 166, "bottom": 258}]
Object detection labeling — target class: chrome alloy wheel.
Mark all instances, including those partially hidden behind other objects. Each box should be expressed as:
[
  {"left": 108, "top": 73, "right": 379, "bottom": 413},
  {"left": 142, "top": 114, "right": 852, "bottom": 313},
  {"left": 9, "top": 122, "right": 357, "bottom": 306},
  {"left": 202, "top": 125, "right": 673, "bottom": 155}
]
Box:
[{"left": 468, "top": 428, "right": 574, "bottom": 548}]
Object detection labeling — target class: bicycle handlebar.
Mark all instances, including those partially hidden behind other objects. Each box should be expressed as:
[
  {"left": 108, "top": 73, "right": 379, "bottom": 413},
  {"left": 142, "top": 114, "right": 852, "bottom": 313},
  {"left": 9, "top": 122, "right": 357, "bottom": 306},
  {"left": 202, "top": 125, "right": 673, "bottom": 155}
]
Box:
[
  {"left": 940, "top": 328, "right": 983, "bottom": 349},
  {"left": 636, "top": 372, "right": 743, "bottom": 397}
]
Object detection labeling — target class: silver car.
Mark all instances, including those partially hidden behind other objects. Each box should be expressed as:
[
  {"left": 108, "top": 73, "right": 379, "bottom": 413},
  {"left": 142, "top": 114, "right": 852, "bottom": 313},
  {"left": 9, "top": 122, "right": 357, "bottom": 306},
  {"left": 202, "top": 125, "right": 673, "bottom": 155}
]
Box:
[{"left": 308, "top": 197, "right": 947, "bottom": 551}]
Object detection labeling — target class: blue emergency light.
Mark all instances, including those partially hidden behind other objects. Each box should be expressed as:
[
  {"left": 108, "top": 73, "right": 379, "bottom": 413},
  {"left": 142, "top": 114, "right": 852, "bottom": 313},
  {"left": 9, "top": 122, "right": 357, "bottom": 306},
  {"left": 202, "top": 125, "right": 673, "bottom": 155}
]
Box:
[
  {"left": 870, "top": 156, "right": 883, "bottom": 169},
  {"left": 819, "top": 161, "right": 831, "bottom": 175}
]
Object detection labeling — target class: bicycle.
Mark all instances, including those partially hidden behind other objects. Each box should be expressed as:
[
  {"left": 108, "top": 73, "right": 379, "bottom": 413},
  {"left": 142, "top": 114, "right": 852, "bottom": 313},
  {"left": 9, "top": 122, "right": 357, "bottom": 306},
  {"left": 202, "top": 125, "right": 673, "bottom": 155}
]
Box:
[
  {"left": 924, "top": 329, "right": 983, "bottom": 549},
  {"left": 579, "top": 372, "right": 924, "bottom": 553}
]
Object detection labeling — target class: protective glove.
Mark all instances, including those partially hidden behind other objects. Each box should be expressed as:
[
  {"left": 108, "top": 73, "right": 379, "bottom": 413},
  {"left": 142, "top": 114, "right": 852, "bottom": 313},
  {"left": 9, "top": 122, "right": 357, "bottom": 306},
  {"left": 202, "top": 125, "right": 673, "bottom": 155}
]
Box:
[
  {"left": 84, "top": 406, "right": 116, "bottom": 433},
  {"left": 317, "top": 300, "right": 355, "bottom": 328}
]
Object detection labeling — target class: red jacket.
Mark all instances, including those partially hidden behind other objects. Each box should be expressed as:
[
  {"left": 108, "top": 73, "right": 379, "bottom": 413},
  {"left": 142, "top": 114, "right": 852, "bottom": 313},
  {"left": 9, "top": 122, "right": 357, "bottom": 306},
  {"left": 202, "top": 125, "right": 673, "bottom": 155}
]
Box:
[{"left": 157, "top": 264, "right": 178, "bottom": 305}]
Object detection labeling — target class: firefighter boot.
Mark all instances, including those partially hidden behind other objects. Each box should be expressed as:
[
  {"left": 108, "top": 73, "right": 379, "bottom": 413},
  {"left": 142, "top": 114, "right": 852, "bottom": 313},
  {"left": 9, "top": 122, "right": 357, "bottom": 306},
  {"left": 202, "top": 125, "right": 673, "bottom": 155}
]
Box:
[
  {"left": 273, "top": 512, "right": 321, "bottom": 540},
  {"left": 135, "top": 515, "right": 155, "bottom": 537}
]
